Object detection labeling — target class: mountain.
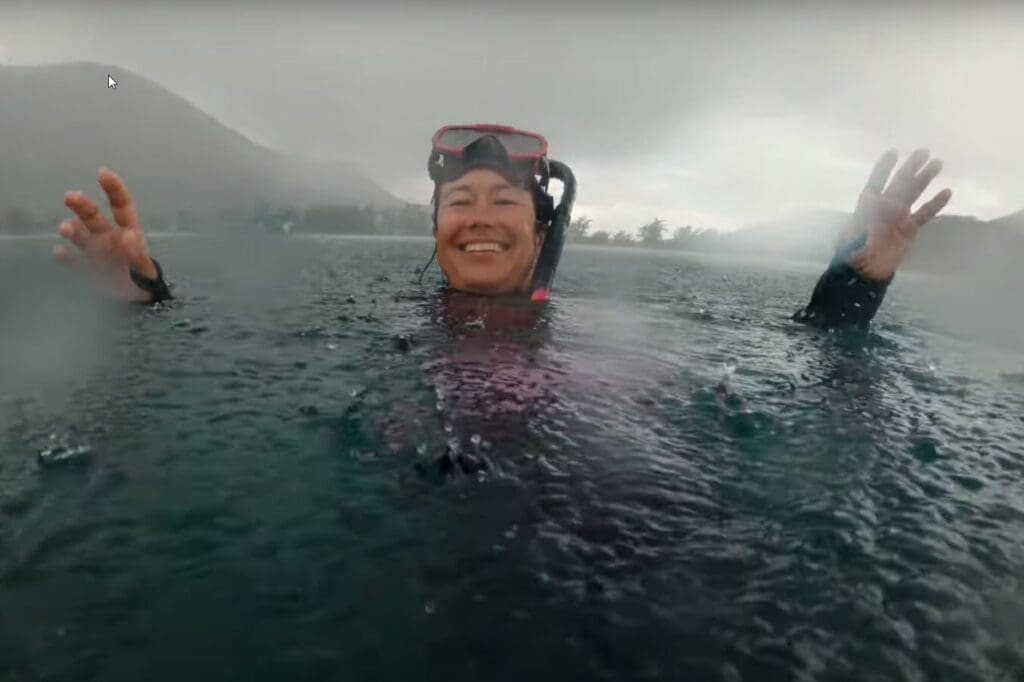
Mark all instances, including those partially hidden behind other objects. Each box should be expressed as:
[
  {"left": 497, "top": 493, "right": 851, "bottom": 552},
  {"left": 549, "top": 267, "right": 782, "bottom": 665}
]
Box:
[
  {"left": 989, "top": 209, "right": 1024, "bottom": 231},
  {"left": 0, "top": 62, "right": 397, "bottom": 230}
]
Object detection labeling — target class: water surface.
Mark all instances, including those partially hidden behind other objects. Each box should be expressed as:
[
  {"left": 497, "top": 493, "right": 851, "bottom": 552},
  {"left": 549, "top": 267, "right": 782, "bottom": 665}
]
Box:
[{"left": 2, "top": 235, "right": 1022, "bottom": 681}]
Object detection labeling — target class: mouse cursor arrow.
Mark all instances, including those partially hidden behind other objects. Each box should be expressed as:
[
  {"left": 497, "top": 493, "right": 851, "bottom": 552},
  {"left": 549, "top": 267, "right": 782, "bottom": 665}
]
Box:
[{"left": 107, "top": 74, "right": 117, "bottom": 89}]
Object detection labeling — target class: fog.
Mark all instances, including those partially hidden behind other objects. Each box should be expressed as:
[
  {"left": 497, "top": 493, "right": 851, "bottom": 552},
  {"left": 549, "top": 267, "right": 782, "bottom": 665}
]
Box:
[{"left": 2, "top": 1, "right": 1022, "bottom": 230}]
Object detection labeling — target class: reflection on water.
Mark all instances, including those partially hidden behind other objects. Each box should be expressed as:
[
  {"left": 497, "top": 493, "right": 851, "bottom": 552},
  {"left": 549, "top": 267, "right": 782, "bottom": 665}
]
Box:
[{"left": 1, "top": 236, "right": 1022, "bottom": 681}]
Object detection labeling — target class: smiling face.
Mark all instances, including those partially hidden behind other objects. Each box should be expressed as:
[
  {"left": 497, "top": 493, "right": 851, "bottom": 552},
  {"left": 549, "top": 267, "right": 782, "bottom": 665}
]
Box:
[{"left": 434, "top": 169, "right": 543, "bottom": 295}]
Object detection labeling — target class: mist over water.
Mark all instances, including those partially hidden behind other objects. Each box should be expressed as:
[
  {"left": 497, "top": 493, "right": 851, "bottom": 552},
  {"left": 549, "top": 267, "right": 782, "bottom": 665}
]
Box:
[
  {"left": 2, "top": 2, "right": 1024, "bottom": 678},
  {"left": 2, "top": 236, "right": 1022, "bottom": 680}
]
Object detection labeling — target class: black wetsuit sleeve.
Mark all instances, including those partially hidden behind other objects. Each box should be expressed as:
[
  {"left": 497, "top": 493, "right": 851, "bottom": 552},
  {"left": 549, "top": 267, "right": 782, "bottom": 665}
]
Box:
[
  {"left": 128, "top": 257, "right": 174, "bottom": 304},
  {"left": 792, "top": 234, "right": 892, "bottom": 329}
]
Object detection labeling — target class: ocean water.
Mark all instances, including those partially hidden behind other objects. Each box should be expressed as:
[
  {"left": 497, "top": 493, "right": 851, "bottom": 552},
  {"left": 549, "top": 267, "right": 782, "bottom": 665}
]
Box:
[{"left": 2, "top": 235, "right": 1023, "bottom": 681}]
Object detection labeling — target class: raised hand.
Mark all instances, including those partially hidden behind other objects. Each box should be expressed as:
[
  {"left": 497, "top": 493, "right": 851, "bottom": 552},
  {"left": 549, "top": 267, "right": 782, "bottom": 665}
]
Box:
[
  {"left": 841, "top": 148, "right": 952, "bottom": 281},
  {"left": 54, "top": 168, "right": 159, "bottom": 302}
]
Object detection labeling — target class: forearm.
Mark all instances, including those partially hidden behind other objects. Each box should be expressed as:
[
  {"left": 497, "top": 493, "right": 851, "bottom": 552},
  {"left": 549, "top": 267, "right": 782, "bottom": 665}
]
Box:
[{"left": 792, "top": 234, "right": 891, "bottom": 329}]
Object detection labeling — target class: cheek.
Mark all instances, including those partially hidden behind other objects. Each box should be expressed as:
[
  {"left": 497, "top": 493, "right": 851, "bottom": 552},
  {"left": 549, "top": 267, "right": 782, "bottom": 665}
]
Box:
[{"left": 434, "top": 213, "right": 461, "bottom": 254}]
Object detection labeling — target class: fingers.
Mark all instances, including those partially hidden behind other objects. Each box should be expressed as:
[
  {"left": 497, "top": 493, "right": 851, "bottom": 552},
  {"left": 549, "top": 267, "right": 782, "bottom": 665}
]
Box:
[
  {"left": 53, "top": 243, "right": 84, "bottom": 268},
  {"left": 911, "top": 188, "right": 953, "bottom": 227},
  {"left": 57, "top": 218, "right": 90, "bottom": 250},
  {"left": 97, "top": 167, "right": 140, "bottom": 230},
  {"left": 884, "top": 147, "right": 930, "bottom": 203},
  {"left": 864, "top": 148, "right": 898, "bottom": 195},
  {"left": 907, "top": 158, "right": 943, "bottom": 206},
  {"left": 64, "top": 190, "right": 114, "bottom": 235}
]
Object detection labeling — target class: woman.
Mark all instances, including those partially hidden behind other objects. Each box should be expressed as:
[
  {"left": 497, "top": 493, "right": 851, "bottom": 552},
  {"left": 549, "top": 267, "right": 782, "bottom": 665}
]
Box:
[{"left": 53, "top": 124, "right": 952, "bottom": 328}]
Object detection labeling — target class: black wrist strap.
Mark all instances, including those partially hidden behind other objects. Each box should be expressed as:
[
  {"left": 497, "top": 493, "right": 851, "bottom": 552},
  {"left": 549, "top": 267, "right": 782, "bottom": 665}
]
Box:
[
  {"left": 792, "top": 232, "right": 892, "bottom": 329},
  {"left": 129, "top": 258, "right": 173, "bottom": 303}
]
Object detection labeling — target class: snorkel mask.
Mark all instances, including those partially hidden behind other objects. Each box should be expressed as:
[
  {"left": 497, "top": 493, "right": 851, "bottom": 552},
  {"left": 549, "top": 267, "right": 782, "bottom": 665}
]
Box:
[{"left": 427, "top": 124, "right": 577, "bottom": 302}]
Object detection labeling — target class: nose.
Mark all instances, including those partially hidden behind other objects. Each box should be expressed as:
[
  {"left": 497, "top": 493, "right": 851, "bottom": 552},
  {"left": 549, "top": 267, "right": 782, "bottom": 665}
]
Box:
[{"left": 466, "top": 203, "right": 496, "bottom": 229}]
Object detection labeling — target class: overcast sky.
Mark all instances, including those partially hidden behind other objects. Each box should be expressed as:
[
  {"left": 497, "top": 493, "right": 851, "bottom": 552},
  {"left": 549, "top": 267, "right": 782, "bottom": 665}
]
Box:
[{"left": 2, "top": 1, "right": 1022, "bottom": 230}]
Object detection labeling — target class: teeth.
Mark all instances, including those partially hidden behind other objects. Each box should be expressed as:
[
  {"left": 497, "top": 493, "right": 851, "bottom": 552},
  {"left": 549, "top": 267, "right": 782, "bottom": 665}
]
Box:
[{"left": 464, "top": 242, "right": 503, "bottom": 253}]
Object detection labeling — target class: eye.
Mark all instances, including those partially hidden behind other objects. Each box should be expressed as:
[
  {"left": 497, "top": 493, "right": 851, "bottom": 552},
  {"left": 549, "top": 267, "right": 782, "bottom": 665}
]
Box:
[
  {"left": 495, "top": 198, "right": 520, "bottom": 206},
  {"left": 447, "top": 198, "right": 471, "bottom": 207}
]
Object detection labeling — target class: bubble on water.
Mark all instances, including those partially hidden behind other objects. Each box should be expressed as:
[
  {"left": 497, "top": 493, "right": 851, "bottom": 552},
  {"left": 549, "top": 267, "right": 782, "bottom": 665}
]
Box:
[
  {"left": 443, "top": 422, "right": 454, "bottom": 433},
  {"left": 424, "top": 601, "right": 436, "bottom": 615},
  {"left": 470, "top": 433, "right": 482, "bottom": 447}
]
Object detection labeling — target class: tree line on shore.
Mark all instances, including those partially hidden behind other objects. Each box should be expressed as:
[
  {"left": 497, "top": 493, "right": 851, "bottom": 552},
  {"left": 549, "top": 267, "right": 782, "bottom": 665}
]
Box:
[
  {"left": 565, "top": 216, "right": 724, "bottom": 250},
  {"left": 5, "top": 203, "right": 1022, "bottom": 279},
  {"left": 0, "top": 203, "right": 703, "bottom": 245}
]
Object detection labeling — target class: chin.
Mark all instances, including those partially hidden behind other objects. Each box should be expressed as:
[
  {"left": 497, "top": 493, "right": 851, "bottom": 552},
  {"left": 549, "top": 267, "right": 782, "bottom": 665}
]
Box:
[{"left": 454, "top": 270, "right": 529, "bottom": 295}]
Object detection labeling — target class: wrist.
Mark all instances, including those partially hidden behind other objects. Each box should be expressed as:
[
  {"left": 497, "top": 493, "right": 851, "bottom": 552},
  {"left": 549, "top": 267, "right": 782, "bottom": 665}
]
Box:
[{"left": 128, "top": 257, "right": 173, "bottom": 303}]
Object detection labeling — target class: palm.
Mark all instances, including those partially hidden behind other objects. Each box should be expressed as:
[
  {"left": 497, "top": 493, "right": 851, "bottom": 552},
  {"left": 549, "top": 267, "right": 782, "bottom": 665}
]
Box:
[
  {"left": 841, "top": 148, "right": 952, "bottom": 281},
  {"left": 55, "top": 168, "right": 157, "bottom": 302}
]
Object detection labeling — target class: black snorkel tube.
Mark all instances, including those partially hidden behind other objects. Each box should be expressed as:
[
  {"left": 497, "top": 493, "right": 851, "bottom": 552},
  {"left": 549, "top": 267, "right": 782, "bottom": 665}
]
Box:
[{"left": 530, "top": 159, "right": 576, "bottom": 303}]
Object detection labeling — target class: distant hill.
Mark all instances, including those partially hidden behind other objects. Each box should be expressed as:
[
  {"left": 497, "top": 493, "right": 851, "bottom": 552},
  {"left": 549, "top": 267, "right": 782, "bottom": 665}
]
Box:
[
  {"left": 988, "top": 209, "right": 1024, "bottom": 231},
  {"left": 0, "top": 62, "right": 397, "bottom": 231}
]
